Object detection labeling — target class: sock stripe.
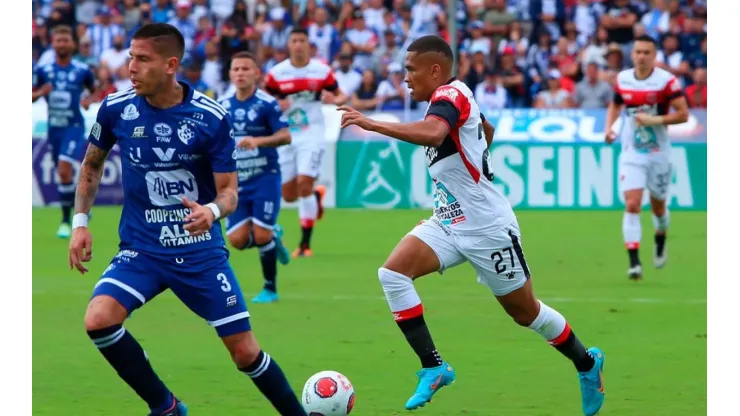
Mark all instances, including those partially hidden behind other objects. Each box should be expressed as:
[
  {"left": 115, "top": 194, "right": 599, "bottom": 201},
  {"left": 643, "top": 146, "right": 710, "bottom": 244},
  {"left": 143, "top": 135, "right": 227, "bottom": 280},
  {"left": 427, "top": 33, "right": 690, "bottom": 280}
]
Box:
[
  {"left": 548, "top": 323, "right": 572, "bottom": 346},
  {"left": 57, "top": 183, "right": 76, "bottom": 193},
  {"left": 93, "top": 327, "right": 126, "bottom": 349},
  {"left": 258, "top": 240, "right": 276, "bottom": 253},
  {"left": 245, "top": 353, "right": 271, "bottom": 378},
  {"left": 392, "top": 303, "right": 424, "bottom": 322}
]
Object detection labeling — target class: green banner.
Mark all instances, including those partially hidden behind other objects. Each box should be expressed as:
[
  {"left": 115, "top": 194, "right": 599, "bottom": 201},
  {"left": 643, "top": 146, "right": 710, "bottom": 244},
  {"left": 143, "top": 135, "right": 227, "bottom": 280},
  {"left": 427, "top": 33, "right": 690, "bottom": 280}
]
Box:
[{"left": 335, "top": 141, "right": 707, "bottom": 210}]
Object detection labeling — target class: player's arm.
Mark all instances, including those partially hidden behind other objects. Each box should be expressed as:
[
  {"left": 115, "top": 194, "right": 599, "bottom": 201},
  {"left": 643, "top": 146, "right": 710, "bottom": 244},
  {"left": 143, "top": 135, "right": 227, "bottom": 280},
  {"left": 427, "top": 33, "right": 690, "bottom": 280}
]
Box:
[
  {"left": 32, "top": 69, "right": 51, "bottom": 102},
  {"left": 264, "top": 72, "right": 291, "bottom": 111},
  {"left": 81, "top": 69, "right": 97, "bottom": 109},
  {"left": 256, "top": 103, "right": 292, "bottom": 147},
  {"left": 636, "top": 78, "right": 690, "bottom": 126},
  {"left": 605, "top": 84, "right": 624, "bottom": 143},
  {"left": 320, "top": 70, "right": 348, "bottom": 106},
  {"left": 340, "top": 106, "right": 450, "bottom": 147},
  {"left": 481, "top": 113, "right": 495, "bottom": 147},
  {"left": 211, "top": 172, "right": 239, "bottom": 218}
]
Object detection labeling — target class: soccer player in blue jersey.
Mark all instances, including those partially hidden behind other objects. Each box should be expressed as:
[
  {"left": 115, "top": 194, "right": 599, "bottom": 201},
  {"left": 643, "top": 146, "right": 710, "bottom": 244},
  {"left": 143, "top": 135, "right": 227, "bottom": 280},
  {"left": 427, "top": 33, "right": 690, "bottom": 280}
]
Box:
[
  {"left": 68, "top": 24, "right": 307, "bottom": 416},
  {"left": 220, "top": 51, "right": 292, "bottom": 304},
  {"left": 32, "top": 25, "right": 96, "bottom": 239}
]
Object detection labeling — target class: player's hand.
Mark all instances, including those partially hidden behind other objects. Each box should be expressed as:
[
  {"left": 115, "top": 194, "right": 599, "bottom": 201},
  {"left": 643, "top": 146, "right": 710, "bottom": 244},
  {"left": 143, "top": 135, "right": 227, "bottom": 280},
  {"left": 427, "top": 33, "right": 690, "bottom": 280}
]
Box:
[
  {"left": 605, "top": 131, "right": 617, "bottom": 144},
  {"left": 237, "top": 137, "right": 258, "bottom": 150},
  {"left": 635, "top": 113, "right": 663, "bottom": 126},
  {"left": 182, "top": 197, "right": 215, "bottom": 237},
  {"left": 39, "top": 83, "right": 53, "bottom": 97},
  {"left": 69, "top": 227, "right": 93, "bottom": 274},
  {"left": 321, "top": 90, "right": 336, "bottom": 105},
  {"left": 337, "top": 106, "right": 375, "bottom": 130}
]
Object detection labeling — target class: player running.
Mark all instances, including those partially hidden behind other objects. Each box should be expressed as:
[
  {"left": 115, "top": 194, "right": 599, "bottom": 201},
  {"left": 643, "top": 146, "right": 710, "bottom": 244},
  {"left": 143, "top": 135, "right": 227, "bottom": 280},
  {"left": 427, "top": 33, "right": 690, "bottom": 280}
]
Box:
[
  {"left": 605, "top": 35, "right": 689, "bottom": 280},
  {"left": 32, "top": 25, "right": 95, "bottom": 239},
  {"left": 68, "top": 24, "right": 307, "bottom": 416},
  {"left": 221, "top": 51, "right": 292, "bottom": 304},
  {"left": 264, "top": 27, "right": 347, "bottom": 258},
  {"left": 339, "top": 35, "right": 605, "bottom": 416}
]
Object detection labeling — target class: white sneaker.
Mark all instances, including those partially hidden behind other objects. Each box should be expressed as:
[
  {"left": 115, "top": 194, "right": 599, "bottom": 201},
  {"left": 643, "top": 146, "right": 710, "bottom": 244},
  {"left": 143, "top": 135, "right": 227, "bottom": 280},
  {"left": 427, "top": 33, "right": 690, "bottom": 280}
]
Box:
[
  {"left": 654, "top": 248, "right": 667, "bottom": 269},
  {"left": 628, "top": 264, "right": 643, "bottom": 280}
]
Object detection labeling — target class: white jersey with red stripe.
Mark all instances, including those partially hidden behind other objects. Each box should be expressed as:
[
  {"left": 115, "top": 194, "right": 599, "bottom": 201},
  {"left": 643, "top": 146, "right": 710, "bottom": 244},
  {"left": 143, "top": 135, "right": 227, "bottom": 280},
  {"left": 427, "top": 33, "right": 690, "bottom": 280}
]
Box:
[
  {"left": 614, "top": 67, "right": 682, "bottom": 161},
  {"left": 264, "top": 58, "right": 339, "bottom": 138},
  {"left": 423, "top": 80, "right": 515, "bottom": 235}
]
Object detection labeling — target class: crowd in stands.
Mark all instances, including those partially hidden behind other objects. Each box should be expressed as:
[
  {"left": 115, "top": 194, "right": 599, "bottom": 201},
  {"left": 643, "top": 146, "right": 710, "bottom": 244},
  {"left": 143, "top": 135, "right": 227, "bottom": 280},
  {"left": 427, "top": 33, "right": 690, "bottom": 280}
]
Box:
[{"left": 32, "top": 0, "right": 708, "bottom": 110}]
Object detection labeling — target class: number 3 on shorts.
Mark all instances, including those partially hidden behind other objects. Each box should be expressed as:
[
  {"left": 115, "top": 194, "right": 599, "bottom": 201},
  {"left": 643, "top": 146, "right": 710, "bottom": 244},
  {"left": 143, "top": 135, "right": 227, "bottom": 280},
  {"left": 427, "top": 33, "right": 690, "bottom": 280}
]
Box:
[{"left": 217, "top": 273, "right": 232, "bottom": 292}]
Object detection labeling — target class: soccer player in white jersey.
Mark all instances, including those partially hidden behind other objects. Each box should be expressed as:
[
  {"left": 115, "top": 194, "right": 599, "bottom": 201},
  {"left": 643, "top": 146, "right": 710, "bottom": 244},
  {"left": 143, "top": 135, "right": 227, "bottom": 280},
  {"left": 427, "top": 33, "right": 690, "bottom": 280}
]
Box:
[
  {"left": 605, "top": 35, "right": 689, "bottom": 280},
  {"left": 264, "top": 28, "right": 347, "bottom": 258},
  {"left": 339, "top": 35, "right": 605, "bottom": 416}
]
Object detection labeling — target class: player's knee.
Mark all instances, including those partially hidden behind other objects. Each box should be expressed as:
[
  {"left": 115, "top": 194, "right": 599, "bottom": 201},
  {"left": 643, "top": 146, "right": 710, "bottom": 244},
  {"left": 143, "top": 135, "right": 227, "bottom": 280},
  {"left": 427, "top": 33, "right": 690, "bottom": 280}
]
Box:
[
  {"left": 84, "top": 297, "right": 126, "bottom": 331},
  {"left": 378, "top": 267, "right": 413, "bottom": 289},
  {"left": 625, "top": 198, "right": 642, "bottom": 213},
  {"left": 252, "top": 226, "right": 273, "bottom": 246},
  {"left": 228, "top": 233, "right": 249, "bottom": 250},
  {"left": 651, "top": 200, "right": 666, "bottom": 217},
  {"left": 282, "top": 184, "right": 298, "bottom": 202},
  {"left": 57, "top": 163, "right": 74, "bottom": 183},
  {"left": 230, "top": 337, "right": 262, "bottom": 368},
  {"left": 296, "top": 176, "right": 315, "bottom": 197}
]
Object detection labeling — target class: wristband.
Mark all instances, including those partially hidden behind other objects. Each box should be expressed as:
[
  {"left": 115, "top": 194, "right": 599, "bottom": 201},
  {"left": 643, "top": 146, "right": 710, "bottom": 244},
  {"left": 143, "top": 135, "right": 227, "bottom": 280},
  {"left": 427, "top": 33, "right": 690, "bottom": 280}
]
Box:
[
  {"left": 205, "top": 203, "right": 221, "bottom": 220},
  {"left": 72, "top": 213, "right": 89, "bottom": 229}
]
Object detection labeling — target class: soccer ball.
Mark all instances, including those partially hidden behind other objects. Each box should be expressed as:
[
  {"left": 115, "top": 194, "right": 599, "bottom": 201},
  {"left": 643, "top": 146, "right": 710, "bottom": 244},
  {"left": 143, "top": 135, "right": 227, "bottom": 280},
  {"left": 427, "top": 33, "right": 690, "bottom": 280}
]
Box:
[{"left": 301, "top": 370, "right": 356, "bottom": 416}]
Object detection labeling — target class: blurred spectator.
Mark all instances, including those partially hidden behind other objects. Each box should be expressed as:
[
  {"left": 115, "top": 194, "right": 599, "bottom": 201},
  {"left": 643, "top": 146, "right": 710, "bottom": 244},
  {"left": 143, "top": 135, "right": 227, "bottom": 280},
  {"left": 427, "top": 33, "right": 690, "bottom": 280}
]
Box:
[
  {"left": 308, "top": 8, "right": 337, "bottom": 63},
  {"left": 640, "top": 0, "right": 670, "bottom": 41},
  {"left": 474, "top": 70, "right": 508, "bottom": 110},
  {"left": 33, "top": 18, "right": 51, "bottom": 64},
  {"left": 529, "top": 0, "right": 566, "bottom": 41},
  {"left": 261, "top": 7, "right": 292, "bottom": 62},
  {"left": 461, "top": 21, "right": 492, "bottom": 58},
  {"left": 410, "top": 0, "right": 445, "bottom": 39},
  {"left": 684, "top": 68, "right": 706, "bottom": 108},
  {"left": 498, "top": 49, "right": 527, "bottom": 108},
  {"left": 570, "top": 0, "right": 599, "bottom": 46},
  {"left": 75, "top": 36, "right": 100, "bottom": 68},
  {"left": 574, "top": 62, "right": 612, "bottom": 109},
  {"left": 335, "top": 53, "right": 362, "bottom": 97},
  {"left": 100, "top": 34, "right": 129, "bottom": 73},
  {"left": 527, "top": 31, "right": 553, "bottom": 87},
  {"left": 481, "top": 0, "right": 516, "bottom": 48},
  {"left": 202, "top": 40, "right": 224, "bottom": 95},
  {"left": 681, "top": 14, "right": 705, "bottom": 57},
  {"left": 87, "top": 6, "right": 125, "bottom": 57},
  {"left": 534, "top": 69, "right": 574, "bottom": 109},
  {"left": 121, "top": 0, "right": 141, "bottom": 33},
  {"left": 601, "top": 0, "right": 639, "bottom": 46},
  {"left": 552, "top": 37, "right": 579, "bottom": 85},
  {"left": 114, "top": 62, "right": 133, "bottom": 91},
  {"left": 377, "top": 62, "right": 410, "bottom": 110},
  {"left": 169, "top": 0, "right": 198, "bottom": 54},
  {"left": 351, "top": 69, "right": 380, "bottom": 111},
  {"left": 364, "top": 0, "right": 387, "bottom": 34},
  {"left": 463, "top": 50, "right": 489, "bottom": 92},
  {"left": 372, "top": 30, "right": 404, "bottom": 74},
  {"left": 345, "top": 12, "right": 378, "bottom": 71},
  {"left": 152, "top": 0, "right": 174, "bottom": 23},
  {"left": 93, "top": 66, "right": 118, "bottom": 102},
  {"left": 580, "top": 25, "right": 609, "bottom": 71},
  {"left": 657, "top": 33, "right": 688, "bottom": 80},
  {"left": 497, "top": 21, "right": 529, "bottom": 68},
  {"left": 683, "top": 34, "right": 707, "bottom": 72},
  {"left": 77, "top": 0, "right": 101, "bottom": 26},
  {"left": 601, "top": 42, "right": 626, "bottom": 86},
  {"left": 182, "top": 61, "right": 216, "bottom": 98}
]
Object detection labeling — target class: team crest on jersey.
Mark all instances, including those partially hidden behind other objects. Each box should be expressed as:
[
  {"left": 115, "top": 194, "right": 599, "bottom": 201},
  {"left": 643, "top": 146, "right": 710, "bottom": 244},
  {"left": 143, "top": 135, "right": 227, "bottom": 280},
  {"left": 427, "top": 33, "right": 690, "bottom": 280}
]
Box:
[
  {"left": 67, "top": 71, "right": 76, "bottom": 82},
  {"left": 178, "top": 122, "right": 195, "bottom": 144},
  {"left": 121, "top": 104, "right": 140, "bottom": 120},
  {"left": 247, "top": 109, "right": 257, "bottom": 121},
  {"left": 234, "top": 108, "right": 246, "bottom": 120}
]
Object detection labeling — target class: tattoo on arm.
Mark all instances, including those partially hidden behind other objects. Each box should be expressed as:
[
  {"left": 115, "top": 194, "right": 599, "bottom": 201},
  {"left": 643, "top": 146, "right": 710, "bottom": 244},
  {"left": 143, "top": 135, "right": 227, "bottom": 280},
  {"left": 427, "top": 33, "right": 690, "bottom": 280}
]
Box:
[
  {"left": 214, "top": 190, "right": 238, "bottom": 218},
  {"left": 75, "top": 145, "right": 109, "bottom": 214}
]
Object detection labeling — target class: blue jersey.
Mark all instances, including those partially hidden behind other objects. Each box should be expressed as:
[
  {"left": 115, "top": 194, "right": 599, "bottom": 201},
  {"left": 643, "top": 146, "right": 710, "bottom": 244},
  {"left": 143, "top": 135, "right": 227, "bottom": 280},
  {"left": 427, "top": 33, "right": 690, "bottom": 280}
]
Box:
[
  {"left": 220, "top": 89, "right": 288, "bottom": 189},
  {"left": 88, "top": 83, "right": 237, "bottom": 256},
  {"left": 34, "top": 60, "right": 95, "bottom": 129}
]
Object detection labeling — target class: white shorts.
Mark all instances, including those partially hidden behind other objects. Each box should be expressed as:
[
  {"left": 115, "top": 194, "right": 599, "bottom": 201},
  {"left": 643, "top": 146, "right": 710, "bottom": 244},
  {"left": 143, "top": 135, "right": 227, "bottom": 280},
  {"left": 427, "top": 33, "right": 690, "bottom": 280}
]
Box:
[
  {"left": 278, "top": 133, "right": 324, "bottom": 184},
  {"left": 618, "top": 155, "right": 672, "bottom": 200},
  {"left": 408, "top": 217, "right": 531, "bottom": 296}
]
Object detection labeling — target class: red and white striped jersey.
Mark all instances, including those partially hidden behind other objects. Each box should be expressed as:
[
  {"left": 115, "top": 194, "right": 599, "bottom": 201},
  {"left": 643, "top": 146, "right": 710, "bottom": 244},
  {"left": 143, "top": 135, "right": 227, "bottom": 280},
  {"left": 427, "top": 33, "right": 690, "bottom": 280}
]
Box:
[
  {"left": 614, "top": 67, "right": 683, "bottom": 157},
  {"left": 424, "top": 79, "right": 515, "bottom": 234},
  {"left": 264, "top": 59, "right": 339, "bottom": 134}
]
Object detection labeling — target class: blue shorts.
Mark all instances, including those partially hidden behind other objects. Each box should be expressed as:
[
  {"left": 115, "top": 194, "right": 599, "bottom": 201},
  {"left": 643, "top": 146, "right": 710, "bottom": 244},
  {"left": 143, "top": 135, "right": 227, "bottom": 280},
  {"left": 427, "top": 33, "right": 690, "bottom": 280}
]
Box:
[
  {"left": 226, "top": 174, "right": 282, "bottom": 234},
  {"left": 48, "top": 126, "right": 87, "bottom": 165},
  {"left": 92, "top": 248, "right": 251, "bottom": 337}
]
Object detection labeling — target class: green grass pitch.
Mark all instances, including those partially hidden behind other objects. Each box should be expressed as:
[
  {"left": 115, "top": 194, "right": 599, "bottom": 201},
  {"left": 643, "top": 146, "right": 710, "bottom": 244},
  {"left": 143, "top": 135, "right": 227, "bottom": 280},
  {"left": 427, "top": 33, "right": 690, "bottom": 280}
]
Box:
[{"left": 33, "top": 208, "right": 706, "bottom": 415}]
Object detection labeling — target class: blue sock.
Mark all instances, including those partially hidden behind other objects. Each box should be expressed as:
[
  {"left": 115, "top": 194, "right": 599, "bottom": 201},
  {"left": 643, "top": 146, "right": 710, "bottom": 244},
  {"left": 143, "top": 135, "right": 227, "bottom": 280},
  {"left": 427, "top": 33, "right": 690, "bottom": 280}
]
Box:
[
  {"left": 258, "top": 240, "right": 277, "bottom": 292},
  {"left": 58, "top": 182, "right": 75, "bottom": 224},
  {"left": 87, "top": 325, "right": 174, "bottom": 413},
  {"left": 240, "top": 350, "right": 306, "bottom": 415}
]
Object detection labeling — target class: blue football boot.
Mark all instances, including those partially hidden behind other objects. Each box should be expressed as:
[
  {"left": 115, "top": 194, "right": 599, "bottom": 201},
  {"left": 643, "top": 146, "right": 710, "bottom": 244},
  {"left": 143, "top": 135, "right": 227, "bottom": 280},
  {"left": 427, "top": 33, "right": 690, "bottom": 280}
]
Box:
[
  {"left": 251, "top": 288, "right": 279, "bottom": 304},
  {"left": 273, "top": 224, "right": 290, "bottom": 265},
  {"left": 148, "top": 398, "right": 187, "bottom": 416},
  {"left": 405, "top": 362, "right": 456, "bottom": 410},
  {"left": 579, "top": 347, "right": 605, "bottom": 416}
]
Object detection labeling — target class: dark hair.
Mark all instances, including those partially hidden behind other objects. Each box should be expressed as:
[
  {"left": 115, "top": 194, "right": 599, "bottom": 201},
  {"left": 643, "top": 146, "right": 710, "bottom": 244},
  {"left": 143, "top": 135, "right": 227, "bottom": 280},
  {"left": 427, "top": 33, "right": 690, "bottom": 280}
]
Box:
[
  {"left": 230, "top": 51, "right": 258, "bottom": 67},
  {"left": 290, "top": 27, "right": 309, "bottom": 37},
  {"left": 132, "top": 23, "right": 185, "bottom": 60},
  {"left": 634, "top": 34, "right": 659, "bottom": 48},
  {"left": 406, "top": 35, "right": 454, "bottom": 62},
  {"left": 51, "top": 25, "right": 74, "bottom": 38}
]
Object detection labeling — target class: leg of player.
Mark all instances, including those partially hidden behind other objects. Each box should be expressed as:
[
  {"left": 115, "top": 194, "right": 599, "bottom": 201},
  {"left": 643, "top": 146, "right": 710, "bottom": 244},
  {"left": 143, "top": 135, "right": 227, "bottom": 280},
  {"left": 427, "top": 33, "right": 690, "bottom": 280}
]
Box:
[
  {"left": 227, "top": 222, "right": 279, "bottom": 304},
  {"left": 495, "top": 281, "right": 605, "bottom": 416},
  {"left": 623, "top": 189, "right": 644, "bottom": 280},
  {"left": 650, "top": 195, "right": 670, "bottom": 268},
  {"left": 293, "top": 174, "right": 323, "bottom": 257},
  {"left": 84, "top": 296, "right": 184, "bottom": 415},
  {"left": 56, "top": 159, "right": 76, "bottom": 238},
  {"left": 221, "top": 331, "right": 307, "bottom": 415},
  {"left": 378, "top": 234, "right": 456, "bottom": 410}
]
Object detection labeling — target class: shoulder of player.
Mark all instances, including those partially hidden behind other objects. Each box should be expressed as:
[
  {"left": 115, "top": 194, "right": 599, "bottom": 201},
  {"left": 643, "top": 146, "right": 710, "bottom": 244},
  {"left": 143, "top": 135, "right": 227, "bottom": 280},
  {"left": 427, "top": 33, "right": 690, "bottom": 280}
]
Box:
[
  {"left": 71, "top": 59, "right": 91, "bottom": 71},
  {"left": 102, "top": 87, "right": 137, "bottom": 111},
  {"left": 652, "top": 67, "right": 678, "bottom": 85},
  {"left": 430, "top": 82, "right": 471, "bottom": 107},
  {"left": 255, "top": 88, "right": 278, "bottom": 104},
  {"left": 190, "top": 89, "right": 229, "bottom": 121}
]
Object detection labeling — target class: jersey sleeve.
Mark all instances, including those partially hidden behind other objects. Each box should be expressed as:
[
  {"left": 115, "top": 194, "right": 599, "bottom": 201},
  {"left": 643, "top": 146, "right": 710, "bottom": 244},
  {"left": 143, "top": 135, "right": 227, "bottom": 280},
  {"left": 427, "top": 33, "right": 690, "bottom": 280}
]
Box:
[
  {"left": 33, "top": 67, "right": 46, "bottom": 89},
  {"left": 424, "top": 86, "right": 470, "bottom": 131},
  {"left": 264, "top": 72, "right": 284, "bottom": 98},
  {"left": 83, "top": 68, "right": 96, "bottom": 91},
  {"left": 662, "top": 76, "right": 684, "bottom": 102},
  {"left": 267, "top": 102, "right": 289, "bottom": 132},
  {"left": 322, "top": 68, "right": 339, "bottom": 92},
  {"left": 612, "top": 80, "right": 624, "bottom": 105},
  {"left": 208, "top": 115, "right": 237, "bottom": 173},
  {"left": 88, "top": 99, "right": 117, "bottom": 151}
]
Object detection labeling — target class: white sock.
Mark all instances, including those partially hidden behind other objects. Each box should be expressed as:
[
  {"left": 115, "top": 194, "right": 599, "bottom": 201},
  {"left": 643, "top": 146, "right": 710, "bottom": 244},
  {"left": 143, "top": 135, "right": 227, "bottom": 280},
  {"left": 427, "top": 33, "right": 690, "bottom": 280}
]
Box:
[
  {"left": 652, "top": 209, "right": 670, "bottom": 233},
  {"left": 622, "top": 212, "right": 642, "bottom": 250},
  {"left": 528, "top": 300, "right": 569, "bottom": 344},
  {"left": 378, "top": 267, "right": 423, "bottom": 321},
  {"left": 298, "top": 195, "right": 318, "bottom": 228}
]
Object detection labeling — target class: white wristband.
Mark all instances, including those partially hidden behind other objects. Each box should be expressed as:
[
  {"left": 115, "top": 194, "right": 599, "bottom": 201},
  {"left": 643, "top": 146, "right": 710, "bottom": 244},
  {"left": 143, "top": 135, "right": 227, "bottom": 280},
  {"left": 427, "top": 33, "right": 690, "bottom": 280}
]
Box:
[
  {"left": 205, "top": 203, "right": 221, "bottom": 220},
  {"left": 72, "top": 213, "right": 89, "bottom": 229}
]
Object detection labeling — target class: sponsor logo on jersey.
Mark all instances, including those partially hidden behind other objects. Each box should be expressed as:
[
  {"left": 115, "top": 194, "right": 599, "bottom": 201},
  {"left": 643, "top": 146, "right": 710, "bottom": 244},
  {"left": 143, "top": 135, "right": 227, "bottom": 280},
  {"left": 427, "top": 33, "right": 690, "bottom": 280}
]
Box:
[
  {"left": 234, "top": 108, "right": 246, "bottom": 120},
  {"left": 153, "top": 147, "right": 176, "bottom": 162},
  {"left": 121, "top": 103, "right": 140, "bottom": 120},
  {"left": 145, "top": 169, "right": 199, "bottom": 207},
  {"left": 132, "top": 126, "right": 147, "bottom": 138},
  {"left": 234, "top": 122, "right": 246, "bottom": 131},
  {"left": 90, "top": 122, "right": 102, "bottom": 141},
  {"left": 434, "top": 87, "right": 459, "bottom": 102}
]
